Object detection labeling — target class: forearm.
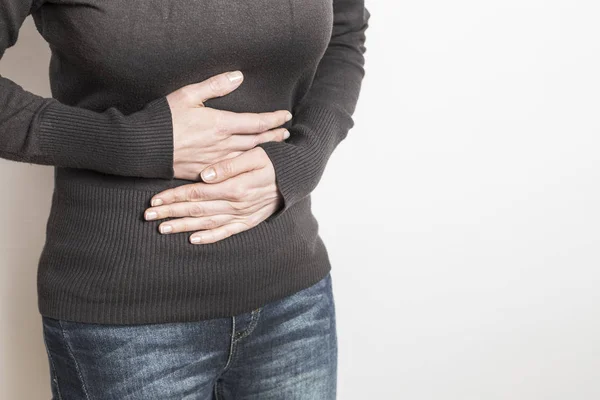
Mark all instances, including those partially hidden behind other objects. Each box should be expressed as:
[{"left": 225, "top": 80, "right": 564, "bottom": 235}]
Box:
[{"left": 0, "top": 0, "right": 175, "bottom": 178}]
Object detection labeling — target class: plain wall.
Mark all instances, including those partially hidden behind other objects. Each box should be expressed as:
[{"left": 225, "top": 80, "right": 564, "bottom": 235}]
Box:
[{"left": 2, "top": 1, "right": 600, "bottom": 399}]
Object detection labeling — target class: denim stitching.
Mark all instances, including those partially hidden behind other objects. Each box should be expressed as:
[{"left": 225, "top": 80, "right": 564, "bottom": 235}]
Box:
[
  {"left": 58, "top": 320, "right": 91, "bottom": 400},
  {"left": 214, "top": 315, "right": 238, "bottom": 399},
  {"left": 233, "top": 307, "right": 262, "bottom": 343},
  {"left": 42, "top": 325, "right": 64, "bottom": 400},
  {"left": 213, "top": 379, "right": 221, "bottom": 400},
  {"left": 217, "top": 377, "right": 228, "bottom": 400},
  {"left": 220, "top": 316, "right": 236, "bottom": 374},
  {"left": 226, "top": 332, "right": 245, "bottom": 377}
]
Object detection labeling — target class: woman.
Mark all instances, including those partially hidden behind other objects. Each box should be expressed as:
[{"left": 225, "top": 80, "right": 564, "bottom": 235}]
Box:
[{"left": 0, "top": 0, "right": 370, "bottom": 398}]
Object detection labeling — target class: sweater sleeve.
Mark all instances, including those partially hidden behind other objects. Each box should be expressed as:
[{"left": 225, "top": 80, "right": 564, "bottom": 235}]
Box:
[
  {"left": 0, "top": 0, "right": 175, "bottom": 179},
  {"left": 257, "top": 0, "right": 370, "bottom": 221}
]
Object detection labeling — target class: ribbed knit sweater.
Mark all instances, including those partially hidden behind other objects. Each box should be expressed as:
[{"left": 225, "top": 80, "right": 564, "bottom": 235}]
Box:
[{"left": 0, "top": 0, "right": 370, "bottom": 324}]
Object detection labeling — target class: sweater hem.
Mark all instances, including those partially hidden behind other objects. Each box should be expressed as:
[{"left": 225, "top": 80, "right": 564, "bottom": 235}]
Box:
[{"left": 37, "top": 262, "right": 332, "bottom": 325}]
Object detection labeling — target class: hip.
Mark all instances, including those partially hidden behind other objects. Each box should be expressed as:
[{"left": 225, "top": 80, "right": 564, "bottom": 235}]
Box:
[{"left": 41, "top": 271, "right": 337, "bottom": 399}]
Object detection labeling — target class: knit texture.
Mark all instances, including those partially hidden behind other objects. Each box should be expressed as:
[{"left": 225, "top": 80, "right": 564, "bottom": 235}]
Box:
[{"left": 0, "top": 0, "right": 370, "bottom": 324}]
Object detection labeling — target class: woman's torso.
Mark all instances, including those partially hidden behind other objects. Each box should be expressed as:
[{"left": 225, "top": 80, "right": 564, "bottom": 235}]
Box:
[{"left": 33, "top": 0, "right": 334, "bottom": 324}]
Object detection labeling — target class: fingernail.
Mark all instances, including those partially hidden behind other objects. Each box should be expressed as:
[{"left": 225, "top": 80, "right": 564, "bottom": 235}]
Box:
[
  {"left": 283, "top": 129, "right": 290, "bottom": 139},
  {"left": 202, "top": 168, "right": 216, "bottom": 181},
  {"left": 227, "top": 70, "right": 243, "bottom": 83},
  {"left": 151, "top": 198, "right": 163, "bottom": 206},
  {"left": 160, "top": 225, "right": 172, "bottom": 234},
  {"left": 285, "top": 111, "right": 292, "bottom": 121},
  {"left": 191, "top": 236, "right": 202, "bottom": 244},
  {"left": 145, "top": 211, "right": 157, "bottom": 220}
]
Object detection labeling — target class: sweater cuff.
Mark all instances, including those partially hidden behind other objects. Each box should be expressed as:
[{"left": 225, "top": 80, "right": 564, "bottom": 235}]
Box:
[
  {"left": 258, "top": 104, "right": 345, "bottom": 222},
  {"left": 36, "top": 96, "right": 175, "bottom": 179}
]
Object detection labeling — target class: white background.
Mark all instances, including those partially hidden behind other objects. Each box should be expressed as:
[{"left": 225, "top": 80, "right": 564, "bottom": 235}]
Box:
[{"left": 2, "top": 1, "right": 600, "bottom": 399}]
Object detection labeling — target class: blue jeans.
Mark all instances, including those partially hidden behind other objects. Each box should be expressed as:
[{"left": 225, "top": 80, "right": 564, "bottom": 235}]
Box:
[{"left": 41, "top": 272, "right": 337, "bottom": 399}]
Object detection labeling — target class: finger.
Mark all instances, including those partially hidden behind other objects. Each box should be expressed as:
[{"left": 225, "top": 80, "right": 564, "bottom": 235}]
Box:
[
  {"left": 149, "top": 182, "right": 232, "bottom": 207},
  {"left": 200, "top": 149, "right": 263, "bottom": 183},
  {"left": 180, "top": 70, "right": 244, "bottom": 105},
  {"left": 189, "top": 221, "right": 251, "bottom": 244},
  {"left": 157, "top": 214, "right": 233, "bottom": 234},
  {"left": 188, "top": 202, "right": 275, "bottom": 244},
  {"left": 226, "top": 127, "right": 290, "bottom": 150},
  {"left": 215, "top": 109, "right": 292, "bottom": 135},
  {"left": 145, "top": 199, "right": 243, "bottom": 221}
]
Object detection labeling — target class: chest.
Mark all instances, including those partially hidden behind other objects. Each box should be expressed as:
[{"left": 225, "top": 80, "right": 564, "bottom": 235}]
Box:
[{"left": 37, "top": 0, "right": 333, "bottom": 80}]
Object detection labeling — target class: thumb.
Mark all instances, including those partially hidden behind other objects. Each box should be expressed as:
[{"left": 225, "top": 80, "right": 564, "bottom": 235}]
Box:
[
  {"left": 200, "top": 150, "right": 262, "bottom": 183},
  {"left": 180, "top": 70, "right": 244, "bottom": 106}
]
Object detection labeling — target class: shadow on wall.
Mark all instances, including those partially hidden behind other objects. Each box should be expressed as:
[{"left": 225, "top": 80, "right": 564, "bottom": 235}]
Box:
[{"left": 0, "top": 16, "right": 55, "bottom": 399}]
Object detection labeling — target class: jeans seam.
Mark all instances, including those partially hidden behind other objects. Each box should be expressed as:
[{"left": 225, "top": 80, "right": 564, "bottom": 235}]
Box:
[
  {"left": 220, "top": 316, "right": 237, "bottom": 375},
  {"left": 213, "top": 379, "right": 221, "bottom": 400},
  {"left": 213, "top": 315, "right": 237, "bottom": 398},
  {"left": 58, "top": 320, "right": 91, "bottom": 400},
  {"left": 232, "top": 307, "right": 262, "bottom": 343},
  {"left": 42, "top": 326, "right": 64, "bottom": 400}
]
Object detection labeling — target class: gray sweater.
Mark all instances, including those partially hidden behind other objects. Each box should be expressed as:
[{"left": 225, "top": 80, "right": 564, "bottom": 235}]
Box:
[{"left": 0, "top": 0, "right": 370, "bottom": 324}]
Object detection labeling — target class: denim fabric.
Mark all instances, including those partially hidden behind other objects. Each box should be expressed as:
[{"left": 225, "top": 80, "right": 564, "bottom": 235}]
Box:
[{"left": 41, "top": 272, "right": 337, "bottom": 399}]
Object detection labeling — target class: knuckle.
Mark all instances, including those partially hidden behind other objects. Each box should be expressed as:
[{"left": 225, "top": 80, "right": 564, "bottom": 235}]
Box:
[
  {"left": 237, "top": 216, "right": 254, "bottom": 229},
  {"left": 204, "top": 217, "right": 219, "bottom": 229},
  {"left": 181, "top": 220, "right": 190, "bottom": 232},
  {"left": 231, "top": 199, "right": 249, "bottom": 212},
  {"left": 257, "top": 115, "right": 267, "bottom": 132},
  {"left": 188, "top": 203, "right": 204, "bottom": 217},
  {"left": 208, "top": 76, "right": 223, "bottom": 94},
  {"left": 172, "top": 189, "right": 186, "bottom": 203},
  {"left": 187, "top": 186, "right": 203, "bottom": 201},
  {"left": 231, "top": 185, "right": 246, "bottom": 200},
  {"left": 229, "top": 202, "right": 242, "bottom": 211},
  {"left": 214, "top": 112, "right": 228, "bottom": 135},
  {"left": 221, "top": 160, "right": 235, "bottom": 177},
  {"left": 250, "top": 133, "right": 261, "bottom": 147},
  {"left": 242, "top": 218, "right": 256, "bottom": 229},
  {"left": 220, "top": 227, "right": 233, "bottom": 239}
]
